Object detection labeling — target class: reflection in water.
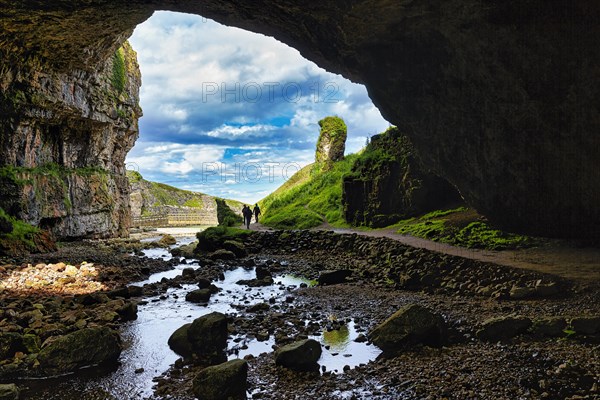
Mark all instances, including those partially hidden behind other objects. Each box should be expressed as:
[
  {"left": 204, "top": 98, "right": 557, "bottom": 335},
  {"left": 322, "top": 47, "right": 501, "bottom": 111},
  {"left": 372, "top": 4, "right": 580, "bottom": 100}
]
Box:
[
  {"left": 21, "top": 236, "right": 380, "bottom": 399},
  {"left": 323, "top": 326, "right": 350, "bottom": 350}
]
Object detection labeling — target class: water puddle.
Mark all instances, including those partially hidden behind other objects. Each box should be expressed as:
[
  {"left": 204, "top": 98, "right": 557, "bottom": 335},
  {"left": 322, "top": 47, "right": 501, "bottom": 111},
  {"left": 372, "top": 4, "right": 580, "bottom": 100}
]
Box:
[{"left": 22, "top": 236, "right": 381, "bottom": 399}]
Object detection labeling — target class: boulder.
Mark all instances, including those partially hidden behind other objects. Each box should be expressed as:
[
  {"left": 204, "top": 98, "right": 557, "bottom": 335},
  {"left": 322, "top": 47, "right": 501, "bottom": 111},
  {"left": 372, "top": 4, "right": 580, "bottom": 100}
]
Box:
[
  {"left": 571, "top": 316, "right": 600, "bottom": 335},
  {"left": 369, "top": 304, "right": 447, "bottom": 353},
  {"left": 186, "top": 289, "right": 212, "bottom": 304},
  {"left": 116, "top": 301, "right": 138, "bottom": 321},
  {"left": 0, "top": 384, "right": 19, "bottom": 400},
  {"left": 476, "top": 316, "right": 532, "bottom": 342},
  {"left": 192, "top": 359, "right": 248, "bottom": 400},
  {"left": 275, "top": 339, "right": 322, "bottom": 372},
  {"left": 158, "top": 234, "right": 177, "bottom": 247},
  {"left": 168, "top": 323, "right": 193, "bottom": 358},
  {"left": 223, "top": 240, "right": 247, "bottom": 258},
  {"left": 37, "top": 327, "right": 121, "bottom": 375},
  {"left": 0, "top": 333, "right": 24, "bottom": 360},
  {"left": 318, "top": 269, "right": 352, "bottom": 285},
  {"left": 255, "top": 265, "right": 271, "bottom": 280},
  {"left": 509, "top": 285, "right": 536, "bottom": 299},
  {"left": 171, "top": 241, "right": 197, "bottom": 259},
  {"left": 209, "top": 249, "right": 236, "bottom": 261}
]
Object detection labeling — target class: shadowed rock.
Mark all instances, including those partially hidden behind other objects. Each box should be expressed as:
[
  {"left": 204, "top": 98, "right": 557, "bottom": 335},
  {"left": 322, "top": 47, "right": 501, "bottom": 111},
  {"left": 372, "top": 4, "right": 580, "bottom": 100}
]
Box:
[
  {"left": 275, "top": 339, "right": 322, "bottom": 372},
  {"left": 369, "top": 304, "right": 447, "bottom": 353},
  {"left": 37, "top": 327, "right": 121, "bottom": 375},
  {"left": 192, "top": 359, "right": 248, "bottom": 400}
]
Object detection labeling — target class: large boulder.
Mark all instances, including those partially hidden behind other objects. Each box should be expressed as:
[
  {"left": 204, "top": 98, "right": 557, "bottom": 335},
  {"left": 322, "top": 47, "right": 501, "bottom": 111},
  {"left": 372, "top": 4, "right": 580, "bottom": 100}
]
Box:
[
  {"left": 369, "top": 304, "right": 447, "bottom": 353},
  {"left": 476, "top": 316, "right": 532, "bottom": 342},
  {"left": 570, "top": 316, "right": 600, "bottom": 335},
  {"left": 168, "top": 323, "right": 193, "bottom": 358},
  {"left": 186, "top": 289, "right": 212, "bottom": 304},
  {"left": 169, "top": 312, "right": 228, "bottom": 363},
  {"left": 192, "top": 359, "right": 248, "bottom": 400},
  {"left": 318, "top": 269, "right": 352, "bottom": 285},
  {"left": 0, "top": 384, "right": 19, "bottom": 400},
  {"left": 275, "top": 339, "right": 322, "bottom": 372},
  {"left": 37, "top": 327, "right": 121, "bottom": 375}
]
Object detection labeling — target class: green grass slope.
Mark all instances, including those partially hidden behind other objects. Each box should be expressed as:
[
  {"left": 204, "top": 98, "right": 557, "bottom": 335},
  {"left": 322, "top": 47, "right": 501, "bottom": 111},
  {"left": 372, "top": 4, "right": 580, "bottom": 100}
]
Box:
[{"left": 259, "top": 155, "right": 358, "bottom": 229}]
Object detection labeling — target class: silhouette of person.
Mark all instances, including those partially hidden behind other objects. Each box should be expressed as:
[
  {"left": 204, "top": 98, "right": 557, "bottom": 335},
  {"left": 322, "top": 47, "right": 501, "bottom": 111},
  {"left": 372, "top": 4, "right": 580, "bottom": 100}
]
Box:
[
  {"left": 253, "top": 204, "right": 261, "bottom": 223},
  {"left": 242, "top": 205, "right": 252, "bottom": 229}
]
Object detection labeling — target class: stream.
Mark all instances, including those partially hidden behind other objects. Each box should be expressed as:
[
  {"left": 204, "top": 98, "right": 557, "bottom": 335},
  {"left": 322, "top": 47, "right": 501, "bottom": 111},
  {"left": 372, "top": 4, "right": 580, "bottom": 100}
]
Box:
[{"left": 22, "top": 236, "right": 381, "bottom": 399}]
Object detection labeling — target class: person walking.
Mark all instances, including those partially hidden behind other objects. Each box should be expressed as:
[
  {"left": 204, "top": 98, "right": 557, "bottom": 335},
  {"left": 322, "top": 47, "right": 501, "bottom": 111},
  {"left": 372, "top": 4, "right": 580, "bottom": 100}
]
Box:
[
  {"left": 242, "top": 205, "right": 252, "bottom": 229},
  {"left": 253, "top": 204, "right": 261, "bottom": 223}
]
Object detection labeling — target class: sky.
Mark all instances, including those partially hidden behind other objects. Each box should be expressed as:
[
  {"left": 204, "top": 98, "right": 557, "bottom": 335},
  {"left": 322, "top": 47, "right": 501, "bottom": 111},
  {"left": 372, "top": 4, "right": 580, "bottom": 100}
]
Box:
[{"left": 126, "top": 11, "right": 390, "bottom": 204}]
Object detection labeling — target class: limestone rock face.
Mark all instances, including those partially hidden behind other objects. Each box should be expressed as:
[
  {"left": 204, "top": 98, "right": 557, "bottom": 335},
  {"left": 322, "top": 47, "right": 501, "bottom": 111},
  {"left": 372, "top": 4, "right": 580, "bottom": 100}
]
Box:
[
  {"left": 0, "top": 2, "right": 599, "bottom": 238},
  {"left": 0, "top": 41, "right": 141, "bottom": 239},
  {"left": 343, "top": 128, "right": 462, "bottom": 227},
  {"left": 315, "top": 116, "right": 347, "bottom": 164}
]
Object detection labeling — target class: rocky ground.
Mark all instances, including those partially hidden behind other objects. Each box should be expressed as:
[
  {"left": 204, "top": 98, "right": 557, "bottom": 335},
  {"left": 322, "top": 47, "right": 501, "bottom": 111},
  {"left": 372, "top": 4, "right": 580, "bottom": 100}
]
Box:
[{"left": 0, "top": 230, "right": 598, "bottom": 399}]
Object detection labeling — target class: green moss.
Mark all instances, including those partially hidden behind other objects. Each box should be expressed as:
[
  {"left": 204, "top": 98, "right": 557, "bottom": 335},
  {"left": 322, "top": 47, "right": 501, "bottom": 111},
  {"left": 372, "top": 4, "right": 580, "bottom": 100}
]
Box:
[
  {"left": 126, "top": 170, "right": 143, "bottom": 184},
  {"left": 394, "top": 207, "right": 535, "bottom": 250},
  {"left": 196, "top": 226, "right": 253, "bottom": 252},
  {"left": 0, "top": 207, "right": 40, "bottom": 249},
  {"left": 149, "top": 182, "right": 181, "bottom": 206},
  {"left": 111, "top": 47, "right": 126, "bottom": 94},
  {"left": 184, "top": 198, "right": 203, "bottom": 208}
]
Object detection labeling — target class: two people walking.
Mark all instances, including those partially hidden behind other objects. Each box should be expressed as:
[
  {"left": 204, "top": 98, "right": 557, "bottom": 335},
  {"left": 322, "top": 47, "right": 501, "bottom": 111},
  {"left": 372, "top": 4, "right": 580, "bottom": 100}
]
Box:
[{"left": 242, "top": 204, "right": 261, "bottom": 229}]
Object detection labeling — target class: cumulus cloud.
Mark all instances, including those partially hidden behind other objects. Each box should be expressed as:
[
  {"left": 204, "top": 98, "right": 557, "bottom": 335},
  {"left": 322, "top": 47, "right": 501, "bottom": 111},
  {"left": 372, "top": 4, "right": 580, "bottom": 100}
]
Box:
[{"left": 126, "top": 11, "right": 390, "bottom": 202}]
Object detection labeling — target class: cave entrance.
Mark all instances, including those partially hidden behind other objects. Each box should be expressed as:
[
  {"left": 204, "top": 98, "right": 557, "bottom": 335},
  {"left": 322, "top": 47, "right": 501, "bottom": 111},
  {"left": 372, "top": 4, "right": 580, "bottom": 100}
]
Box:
[{"left": 125, "top": 11, "right": 390, "bottom": 205}]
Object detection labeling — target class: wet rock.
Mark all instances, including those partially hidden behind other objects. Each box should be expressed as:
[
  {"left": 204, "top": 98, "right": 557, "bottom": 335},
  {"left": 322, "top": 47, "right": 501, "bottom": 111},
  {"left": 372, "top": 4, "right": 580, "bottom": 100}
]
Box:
[
  {"left": 570, "top": 316, "right": 600, "bottom": 335},
  {"left": 127, "top": 285, "right": 143, "bottom": 297},
  {"left": 476, "top": 316, "right": 532, "bottom": 342},
  {"left": 236, "top": 277, "right": 274, "bottom": 287},
  {"left": 117, "top": 301, "right": 138, "bottom": 321},
  {"left": 171, "top": 242, "right": 197, "bottom": 259},
  {"left": 255, "top": 265, "right": 271, "bottom": 280},
  {"left": 187, "top": 312, "right": 228, "bottom": 363},
  {"left": 106, "top": 286, "right": 130, "bottom": 299},
  {"left": 168, "top": 324, "right": 193, "bottom": 358},
  {"left": 369, "top": 304, "right": 447, "bottom": 353},
  {"left": 197, "top": 278, "right": 212, "bottom": 289},
  {"left": 210, "top": 250, "right": 236, "bottom": 261},
  {"left": 223, "top": 240, "right": 247, "bottom": 258},
  {"left": 192, "top": 359, "right": 248, "bottom": 400},
  {"left": 186, "top": 289, "right": 212, "bottom": 304},
  {"left": 275, "top": 339, "right": 322, "bottom": 372},
  {"left": 247, "top": 303, "right": 269, "bottom": 313},
  {"left": 0, "top": 384, "right": 19, "bottom": 400},
  {"left": 37, "top": 327, "right": 121, "bottom": 375},
  {"left": 22, "top": 334, "right": 40, "bottom": 353},
  {"left": 318, "top": 269, "right": 352, "bottom": 285},
  {"left": 158, "top": 235, "right": 177, "bottom": 247}
]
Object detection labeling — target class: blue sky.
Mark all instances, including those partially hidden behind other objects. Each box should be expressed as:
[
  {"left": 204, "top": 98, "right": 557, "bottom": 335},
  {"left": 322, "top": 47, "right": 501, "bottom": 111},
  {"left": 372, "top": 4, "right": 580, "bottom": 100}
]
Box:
[{"left": 126, "top": 11, "right": 390, "bottom": 203}]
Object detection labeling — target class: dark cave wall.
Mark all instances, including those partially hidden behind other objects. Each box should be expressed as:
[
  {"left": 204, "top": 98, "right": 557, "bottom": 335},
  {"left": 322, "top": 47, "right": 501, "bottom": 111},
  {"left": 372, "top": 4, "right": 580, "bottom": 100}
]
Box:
[{"left": 0, "top": 0, "right": 598, "bottom": 238}]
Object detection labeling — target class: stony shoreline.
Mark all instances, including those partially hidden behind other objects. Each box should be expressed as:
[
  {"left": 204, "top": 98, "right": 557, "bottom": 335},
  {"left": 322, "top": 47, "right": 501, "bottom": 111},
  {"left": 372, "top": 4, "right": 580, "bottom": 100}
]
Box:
[{"left": 0, "top": 230, "right": 598, "bottom": 399}]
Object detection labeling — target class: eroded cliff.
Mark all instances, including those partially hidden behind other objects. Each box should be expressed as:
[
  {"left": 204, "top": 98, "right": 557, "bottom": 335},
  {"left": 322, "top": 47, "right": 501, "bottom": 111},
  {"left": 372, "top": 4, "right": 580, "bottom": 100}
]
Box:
[
  {"left": 0, "top": 1, "right": 598, "bottom": 239},
  {"left": 0, "top": 42, "right": 141, "bottom": 239}
]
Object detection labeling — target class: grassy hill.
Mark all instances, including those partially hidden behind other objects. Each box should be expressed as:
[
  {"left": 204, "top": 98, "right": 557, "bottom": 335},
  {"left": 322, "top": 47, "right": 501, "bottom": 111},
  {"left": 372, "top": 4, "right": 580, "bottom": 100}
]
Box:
[
  {"left": 259, "top": 155, "right": 358, "bottom": 229},
  {"left": 127, "top": 171, "right": 242, "bottom": 225}
]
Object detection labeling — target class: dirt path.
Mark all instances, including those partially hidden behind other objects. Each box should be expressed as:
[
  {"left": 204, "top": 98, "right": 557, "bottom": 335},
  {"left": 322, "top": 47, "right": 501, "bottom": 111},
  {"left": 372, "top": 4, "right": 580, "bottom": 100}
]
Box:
[{"left": 244, "top": 222, "right": 600, "bottom": 283}]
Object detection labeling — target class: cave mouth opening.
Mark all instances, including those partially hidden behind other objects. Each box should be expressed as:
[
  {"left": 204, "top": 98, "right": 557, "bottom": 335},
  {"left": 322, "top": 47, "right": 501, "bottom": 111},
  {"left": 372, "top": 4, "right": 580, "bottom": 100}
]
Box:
[{"left": 124, "top": 11, "right": 391, "bottom": 205}]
